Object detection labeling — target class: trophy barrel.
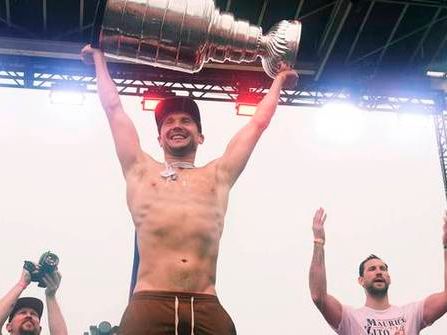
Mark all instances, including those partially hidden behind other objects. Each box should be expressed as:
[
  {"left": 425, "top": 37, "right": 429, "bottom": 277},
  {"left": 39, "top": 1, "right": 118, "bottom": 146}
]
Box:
[
  {"left": 96, "top": 0, "right": 216, "bottom": 73},
  {"left": 92, "top": 0, "right": 301, "bottom": 78}
]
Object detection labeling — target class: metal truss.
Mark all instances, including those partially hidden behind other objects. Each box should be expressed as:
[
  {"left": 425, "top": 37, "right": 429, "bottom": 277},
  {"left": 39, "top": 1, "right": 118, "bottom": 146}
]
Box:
[
  {"left": 316, "top": 0, "right": 353, "bottom": 81},
  {"left": 373, "top": 0, "right": 447, "bottom": 8},
  {"left": 0, "top": 67, "right": 443, "bottom": 114},
  {"left": 349, "top": 11, "right": 447, "bottom": 67},
  {"left": 434, "top": 112, "right": 447, "bottom": 200},
  {"left": 1, "top": 0, "right": 92, "bottom": 39}
]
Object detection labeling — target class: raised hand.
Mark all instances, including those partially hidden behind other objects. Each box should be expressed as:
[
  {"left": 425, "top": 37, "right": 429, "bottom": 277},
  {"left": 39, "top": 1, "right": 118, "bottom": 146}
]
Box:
[
  {"left": 43, "top": 271, "right": 62, "bottom": 297},
  {"left": 18, "top": 268, "right": 31, "bottom": 289},
  {"left": 80, "top": 44, "right": 102, "bottom": 65},
  {"left": 312, "top": 207, "right": 327, "bottom": 243},
  {"left": 276, "top": 67, "right": 299, "bottom": 89}
]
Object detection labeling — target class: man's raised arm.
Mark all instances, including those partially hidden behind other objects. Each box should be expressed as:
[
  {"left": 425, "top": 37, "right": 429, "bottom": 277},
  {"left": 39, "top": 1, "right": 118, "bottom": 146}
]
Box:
[
  {"left": 81, "top": 45, "right": 145, "bottom": 174},
  {"left": 309, "top": 208, "right": 343, "bottom": 330},
  {"left": 43, "top": 272, "right": 68, "bottom": 335},
  {"left": 217, "top": 69, "right": 298, "bottom": 186},
  {"left": 0, "top": 270, "right": 30, "bottom": 330},
  {"left": 421, "top": 212, "right": 447, "bottom": 325}
]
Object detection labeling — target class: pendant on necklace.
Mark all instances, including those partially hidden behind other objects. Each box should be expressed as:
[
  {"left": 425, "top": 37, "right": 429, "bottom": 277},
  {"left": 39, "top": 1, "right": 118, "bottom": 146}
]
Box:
[
  {"left": 160, "top": 161, "right": 195, "bottom": 182},
  {"left": 160, "top": 166, "right": 177, "bottom": 181}
]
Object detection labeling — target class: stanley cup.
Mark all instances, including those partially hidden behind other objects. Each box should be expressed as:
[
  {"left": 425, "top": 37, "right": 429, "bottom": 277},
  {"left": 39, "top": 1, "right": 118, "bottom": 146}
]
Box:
[{"left": 92, "top": 0, "right": 301, "bottom": 78}]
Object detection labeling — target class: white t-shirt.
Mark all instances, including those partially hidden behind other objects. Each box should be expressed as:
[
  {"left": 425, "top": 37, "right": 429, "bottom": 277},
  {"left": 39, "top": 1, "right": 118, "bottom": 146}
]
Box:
[{"left": 335, "top": 301, "right": 426, "bottom": 335}]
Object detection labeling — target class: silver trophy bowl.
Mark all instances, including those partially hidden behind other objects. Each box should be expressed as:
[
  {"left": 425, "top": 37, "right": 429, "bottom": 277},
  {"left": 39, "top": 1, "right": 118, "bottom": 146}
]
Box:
[{"left": 92, "top": 0, "right": 301, "bottom": 78}]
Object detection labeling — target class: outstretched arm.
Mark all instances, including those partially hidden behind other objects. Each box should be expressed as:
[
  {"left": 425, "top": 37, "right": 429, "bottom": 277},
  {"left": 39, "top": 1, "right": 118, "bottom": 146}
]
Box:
[
  {"left": 43, "top": 271, "right": 68, "bottom": 335},
  {"left": 217, "top": 69, "right": 298, "bottom": 186},
  {"left": 81, "top": 45, "right": 145, "bottom": 174},
  {"left": 422, "top": 212, "right": 447, "bottom": 325},
  {"left": 309, "top": 208, "right": 343, "bottom": 329},
  {"left": 0, "top": 270, "right": 30, "bottom": 329}
]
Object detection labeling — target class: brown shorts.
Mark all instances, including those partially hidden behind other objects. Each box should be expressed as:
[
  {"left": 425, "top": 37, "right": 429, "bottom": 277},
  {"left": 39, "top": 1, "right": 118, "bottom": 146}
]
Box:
[{"left": 118, "top": 291, "right": 237, "bottom": 335}]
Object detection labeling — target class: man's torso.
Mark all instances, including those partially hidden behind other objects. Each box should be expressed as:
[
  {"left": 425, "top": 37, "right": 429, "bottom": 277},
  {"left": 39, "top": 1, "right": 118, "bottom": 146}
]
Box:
[
  {"left": 337, "top": 302, "right": 425, "bottom": 335},
  {"left": 126, "top": 155, "right": 230, "bottom": 294}
]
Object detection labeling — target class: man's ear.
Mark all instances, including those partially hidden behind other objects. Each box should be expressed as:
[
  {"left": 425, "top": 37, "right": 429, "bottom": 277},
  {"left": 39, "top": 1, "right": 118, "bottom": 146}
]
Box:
[
  {"left": 198, "top": 133, "right": 205, "bottom": 144},
  {"left": 358, "top": 276, "right": 365, "bottom": 287},
  {"left": 6, "top": 321, "right": 12, "bottom": 332}
]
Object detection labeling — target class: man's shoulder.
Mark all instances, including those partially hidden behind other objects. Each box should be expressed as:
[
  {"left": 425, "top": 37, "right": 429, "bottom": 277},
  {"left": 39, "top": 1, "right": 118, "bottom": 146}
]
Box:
[
  {"left": 201, "top": 158, "right": 234, "bottom": 183},
  {"left": 201, "top": 158, "right": 219, "bottom": 170},
  {"left": 125, "top": 153, "right": 162, "bottom": 178},
  {"left": 351, "top": 303, "right": 420, "bottom": 317},
  {"left": 398, "top": 300, "right": 425, "bottom": 313}
]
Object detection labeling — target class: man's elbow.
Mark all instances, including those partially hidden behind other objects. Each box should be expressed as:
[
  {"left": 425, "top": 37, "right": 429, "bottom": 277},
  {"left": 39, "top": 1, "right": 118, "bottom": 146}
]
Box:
[
  {"left": 311, "top": 293, "right": 326, "bottom": 310},
  {"left": 98, "top": 90, "right": 121, "bottom": 111},
  {"left": 440, "top": 292, "right": 447, "bottom": 310},
  {"left": 103, "top": 100, "right": 124, "bottom": 118},
  {"left": 251, "top": 116, "right": 271, "bottom": 132}
]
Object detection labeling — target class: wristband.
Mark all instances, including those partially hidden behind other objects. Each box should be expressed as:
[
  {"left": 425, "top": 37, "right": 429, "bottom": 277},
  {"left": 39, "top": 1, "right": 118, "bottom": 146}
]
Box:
[{"left": 314, "top": 238, "right": 325, "bottom": 245}]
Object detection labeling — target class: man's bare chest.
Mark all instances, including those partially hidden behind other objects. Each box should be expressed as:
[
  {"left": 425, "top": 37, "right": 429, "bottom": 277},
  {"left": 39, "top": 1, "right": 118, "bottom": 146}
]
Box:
[{"left": 126, "top": 166, "right": 224, "bottom": 205}]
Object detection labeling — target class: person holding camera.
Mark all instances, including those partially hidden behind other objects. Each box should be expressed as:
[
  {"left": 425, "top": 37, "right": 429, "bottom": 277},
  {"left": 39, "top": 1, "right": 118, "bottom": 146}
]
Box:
[{"left": 0, "top": 267, "right": 68, "bottom": 335}]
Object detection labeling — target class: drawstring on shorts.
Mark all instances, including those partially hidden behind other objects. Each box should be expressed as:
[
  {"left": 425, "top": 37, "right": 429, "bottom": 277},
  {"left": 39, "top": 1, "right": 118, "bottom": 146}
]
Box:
[
  {"left": 190, "top": 297, "right": 195, "bottom": 334},
  {"left": 175, "top": 297, "right": 179, "bottom": 335},
  {"left": 174, "top": 296, "right": 195, "bottom": 335}
]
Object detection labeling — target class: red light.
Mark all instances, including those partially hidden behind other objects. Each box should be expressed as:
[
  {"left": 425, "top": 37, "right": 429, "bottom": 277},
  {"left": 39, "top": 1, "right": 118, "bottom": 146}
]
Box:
[
  {"left": 141, "top": 88, "right": 175, "bottom": 111},
  {"left": 235, "top": 91, "right": 263, "bottom": 116},
  {"left": 142, "top": 97, "right": 162, "bottom": 111},
  {"left": 236, "top": 104, "right": 257, "bottom": 116}
]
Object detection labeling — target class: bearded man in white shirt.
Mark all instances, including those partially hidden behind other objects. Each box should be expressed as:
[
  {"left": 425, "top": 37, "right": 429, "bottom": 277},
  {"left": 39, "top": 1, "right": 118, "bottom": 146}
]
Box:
[{"left": 309, "top": 207, "right": 447, "bottom": 335}]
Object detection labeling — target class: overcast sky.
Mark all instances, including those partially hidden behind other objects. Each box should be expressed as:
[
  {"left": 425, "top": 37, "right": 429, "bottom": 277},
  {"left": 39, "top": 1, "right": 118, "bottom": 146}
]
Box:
[{"left": 0, "top": 87, "right": 446, "bottom": 334}]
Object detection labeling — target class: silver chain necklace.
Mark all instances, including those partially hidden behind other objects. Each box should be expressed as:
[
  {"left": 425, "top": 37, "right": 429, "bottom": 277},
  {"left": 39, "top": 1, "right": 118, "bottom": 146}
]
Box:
[{"left": 160, "top": 161, "right": 195, "bottom": 181}]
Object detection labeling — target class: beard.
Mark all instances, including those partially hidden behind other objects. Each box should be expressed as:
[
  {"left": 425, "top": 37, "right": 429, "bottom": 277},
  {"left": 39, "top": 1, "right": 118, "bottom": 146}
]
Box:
[
  {"left": 18, "top": 320, "right": 40, "bottom": 335},
  {"left": 365, "top": 281, "right": 389, "bottom": 298},
  {"left": 19, "top": 331, "right": 39, "bottom": 335},
  {"left": 166, "top": 138, "right": 198, "bottom": 157}
]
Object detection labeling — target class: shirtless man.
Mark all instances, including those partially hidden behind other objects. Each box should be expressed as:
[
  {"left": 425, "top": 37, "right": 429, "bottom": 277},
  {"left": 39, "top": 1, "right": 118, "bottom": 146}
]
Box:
[{"left": 81, "top": 44, "right": 297, "bottom": 335}]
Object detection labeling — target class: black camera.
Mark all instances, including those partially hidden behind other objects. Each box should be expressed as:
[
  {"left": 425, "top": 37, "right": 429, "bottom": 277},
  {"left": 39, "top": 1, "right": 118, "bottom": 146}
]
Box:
[{"left": 23, "top": 251, "right": 59, "bottom": 288}]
